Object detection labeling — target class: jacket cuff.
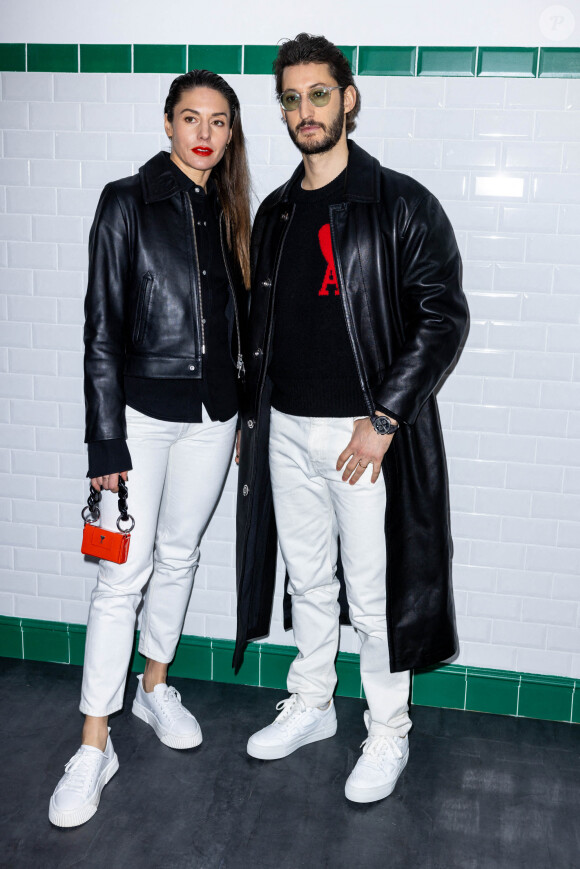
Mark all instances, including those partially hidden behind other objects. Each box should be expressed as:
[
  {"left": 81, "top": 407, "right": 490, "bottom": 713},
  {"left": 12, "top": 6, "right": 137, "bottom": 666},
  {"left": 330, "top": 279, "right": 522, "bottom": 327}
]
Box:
[
  {"left": 373, "top": 402, "right": 403, "bottom": 425},
  {"left": 87, "top": 439, "right": 133, "bottom": 479}
]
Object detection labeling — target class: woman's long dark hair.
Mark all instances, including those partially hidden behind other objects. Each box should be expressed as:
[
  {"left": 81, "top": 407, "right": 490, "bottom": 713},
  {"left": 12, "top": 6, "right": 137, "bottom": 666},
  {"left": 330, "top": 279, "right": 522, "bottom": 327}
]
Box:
[{"left": 165, "top": 70, "right": 251, "bottom": 288}]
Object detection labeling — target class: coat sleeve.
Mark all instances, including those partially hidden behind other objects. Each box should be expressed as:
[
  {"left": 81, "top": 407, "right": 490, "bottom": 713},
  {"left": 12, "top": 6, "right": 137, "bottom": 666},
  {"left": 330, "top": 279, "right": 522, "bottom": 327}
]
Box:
[
  {"left": 84, "top": 183, "right": 130, "bottom": 444},
  {"left": 372, "top": 193, "right": 469, "bottom": 426},
  {"left": 87, "top": 438, "right": 133, "bottom": 478}
]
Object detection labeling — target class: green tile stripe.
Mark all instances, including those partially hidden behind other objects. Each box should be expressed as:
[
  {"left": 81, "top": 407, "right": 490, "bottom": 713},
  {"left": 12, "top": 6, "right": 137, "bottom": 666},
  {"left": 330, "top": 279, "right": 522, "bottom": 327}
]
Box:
[
  {"left": 412, "top": 663, "right": 467, "bottom": 709},
  {"left": 0, "top": 615, "right": 23, "bottom": 657},
  {"left": 0, "top": 43, "right": 25, "bottom": 71},
  {"left": 518, "top": 672, "right": 575, "bottom": 723},
  {"left": 134, "top": 44, "right": 186, "bottom": 74},
  {"left": 478, "top": 47, "right": 538, "bottom": 78},
  {"left": 413, "top": 663, "right": 577, "bottom": 723},
  {"left": 0, "top": 615, "right": 577, "bottom": 723},
  {"left": 188, "top": 45, "right": 242, "bottom": 75},
  {"left": 1, "top": 45, "right": 579, "bottom": 77},
  {"left": 539, "top": 48, "right": 580, "bottom": 78},
  {"left": 80, "top": 44, "right": 132, "bottom": 74},
  {"left": 359, "top": 46, "right": 416, "bottom": 76},
  {"left": 22, "top": 617, "right": 69, "bottom": 663},
  {"left": 243, "top": 45, "right": 355, "bottom": 75},
  {"left": 338, "top": 46, "right": 358, "bottom": 72},
  {"left": 418, "top": 47, "right": 477, "bottom": 77},
  {"left": 243, "top": 45, "right": 279, "bottom": 75},
  {"left": 466, "top": 668, "right": 520, "bottom": 716},
  {"left": 27, "top": 43, "right": 78, "bottom": 73}
]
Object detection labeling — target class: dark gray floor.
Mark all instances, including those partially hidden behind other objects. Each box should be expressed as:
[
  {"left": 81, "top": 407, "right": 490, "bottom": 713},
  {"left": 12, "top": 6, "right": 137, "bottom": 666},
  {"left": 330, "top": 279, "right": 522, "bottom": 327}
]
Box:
[{"left": 1, "top": 658, "right": 579, "bottom": 869}]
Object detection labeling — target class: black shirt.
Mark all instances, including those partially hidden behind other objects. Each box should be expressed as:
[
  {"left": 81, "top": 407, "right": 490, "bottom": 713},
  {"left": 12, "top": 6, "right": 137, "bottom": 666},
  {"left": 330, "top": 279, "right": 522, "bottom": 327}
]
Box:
[
  {"left": 269, "top": 169, "right": 367, "bottom": 418},
  {"left": 87, "top": 154, "right": 238, "bottom": 477}
]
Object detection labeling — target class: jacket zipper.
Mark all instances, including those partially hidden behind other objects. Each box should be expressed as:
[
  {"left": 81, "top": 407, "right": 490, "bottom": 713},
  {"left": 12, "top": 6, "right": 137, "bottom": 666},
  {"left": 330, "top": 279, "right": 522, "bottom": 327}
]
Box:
[
  {"left": 184, "top": 194, "right": 206, "bottom": 355},
  {"left": 256, "top": 206, "right": 294, "bottom": 414},
  {"left": 240, "top": 205, "right": 294, "bottom": 586},
  {"left": 329, "top": 205, "right": 374, "bottom": 416},
  {"left": 219, "top": 214, "right": 245, "bottom": 379}
]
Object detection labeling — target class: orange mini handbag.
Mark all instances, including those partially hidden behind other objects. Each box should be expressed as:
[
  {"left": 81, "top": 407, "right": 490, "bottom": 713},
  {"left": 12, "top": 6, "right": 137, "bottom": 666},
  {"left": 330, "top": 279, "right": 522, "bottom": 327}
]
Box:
[{"left": 81, "top": 478, "right": 135, "bottom": 564}]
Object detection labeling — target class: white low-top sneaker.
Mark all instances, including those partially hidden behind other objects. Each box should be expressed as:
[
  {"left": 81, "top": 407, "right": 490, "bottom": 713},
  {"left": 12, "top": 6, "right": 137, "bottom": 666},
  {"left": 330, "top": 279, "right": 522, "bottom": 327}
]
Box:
[
  {"left": 345, "top": 724, "right": 409, "bottom": 804},
  {"left": 131, "top": 674, "right": 202, "bottom": 750},
  {"left": 49, "top": 733, "right": 119, "bottom": 828},
  {"left": 247, "top": 694, "right": 337, "bottom": 760}
]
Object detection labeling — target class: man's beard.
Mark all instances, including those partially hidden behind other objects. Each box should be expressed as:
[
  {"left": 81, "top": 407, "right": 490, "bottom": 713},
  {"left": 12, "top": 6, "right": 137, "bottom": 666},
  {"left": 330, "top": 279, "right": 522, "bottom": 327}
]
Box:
[{"left": 287, "top": 102, "right": 345, "bottom": 155}]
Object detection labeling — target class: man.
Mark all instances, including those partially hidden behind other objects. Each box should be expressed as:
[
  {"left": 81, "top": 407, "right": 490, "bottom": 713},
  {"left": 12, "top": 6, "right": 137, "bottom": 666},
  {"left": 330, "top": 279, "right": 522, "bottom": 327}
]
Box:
[{"left": 235, "top": 33, "right": 468, "bottom": 804}]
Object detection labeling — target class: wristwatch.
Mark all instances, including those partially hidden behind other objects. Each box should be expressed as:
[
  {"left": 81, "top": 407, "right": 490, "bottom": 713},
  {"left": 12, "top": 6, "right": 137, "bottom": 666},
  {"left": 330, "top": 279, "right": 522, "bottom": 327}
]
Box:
[{"left": 370, "top": 412, "right": 399, "bottom": 436}]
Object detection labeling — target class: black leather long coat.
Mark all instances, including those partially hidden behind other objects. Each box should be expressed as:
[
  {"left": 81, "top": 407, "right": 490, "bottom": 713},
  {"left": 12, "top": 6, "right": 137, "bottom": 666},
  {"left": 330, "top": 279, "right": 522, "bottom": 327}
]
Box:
[
  {"left": 234, "top": 141, "right": 469, "bottom": 673},
  {"left": 84, "top": 151, "right": 245, "bottom": 445}
]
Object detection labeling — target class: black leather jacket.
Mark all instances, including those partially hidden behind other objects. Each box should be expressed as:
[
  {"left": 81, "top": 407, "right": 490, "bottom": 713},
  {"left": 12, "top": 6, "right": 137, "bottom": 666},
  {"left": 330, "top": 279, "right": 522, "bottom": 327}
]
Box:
[
  {"left": 84, "top": 151, "right": 245, "bottom": 445},
  {"left": 235, "top": 140, "right": 469, "bottom": 673}
]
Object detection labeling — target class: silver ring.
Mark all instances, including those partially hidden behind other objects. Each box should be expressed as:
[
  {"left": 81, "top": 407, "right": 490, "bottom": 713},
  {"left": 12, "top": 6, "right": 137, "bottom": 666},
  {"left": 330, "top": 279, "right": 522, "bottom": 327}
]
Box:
[
  {"left": 117, "top": 514, "right": 135, "bottom": 533},
  {"left": 82, "top": 505, "right": 100, "bottom": 523}
]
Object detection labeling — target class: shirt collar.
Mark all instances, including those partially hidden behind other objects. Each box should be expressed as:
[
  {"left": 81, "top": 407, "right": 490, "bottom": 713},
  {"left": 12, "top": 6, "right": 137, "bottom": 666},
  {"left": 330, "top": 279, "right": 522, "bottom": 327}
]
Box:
[
  {"left": 140, "top": 151, "right": 219, "bottom": 207},
  {"left": 164, "top": 152, "right": 218, "bottom": 202}
]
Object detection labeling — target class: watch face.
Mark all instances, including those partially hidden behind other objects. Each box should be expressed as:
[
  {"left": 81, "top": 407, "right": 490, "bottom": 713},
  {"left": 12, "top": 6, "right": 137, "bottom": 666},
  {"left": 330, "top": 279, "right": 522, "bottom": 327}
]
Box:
[{"left": 372, "top": 414, "right": 397, "bottom": 435}]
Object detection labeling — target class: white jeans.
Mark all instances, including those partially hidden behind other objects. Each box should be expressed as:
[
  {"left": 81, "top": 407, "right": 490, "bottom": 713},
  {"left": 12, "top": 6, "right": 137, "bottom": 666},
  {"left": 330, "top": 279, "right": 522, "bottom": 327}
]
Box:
[
  {"left": 269, "top": 409, "right": 411, "bottom": 738},
  {"left": 80, "top": 405, "right": 237, "bottom": 716}
]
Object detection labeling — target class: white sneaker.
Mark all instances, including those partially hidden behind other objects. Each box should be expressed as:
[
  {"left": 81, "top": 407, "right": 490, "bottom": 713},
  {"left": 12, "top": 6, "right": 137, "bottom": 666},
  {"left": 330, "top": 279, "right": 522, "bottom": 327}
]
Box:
[
  {"left": 247, "top": 694, "right": 337, "bottom": 760},
  {"left": 49, "top": 732, "right": 119, "bottom": 828},
  {"left": 345, "top": 714, "right": 409, "bottom": 804},
  {"left": 132, "top": 674, "right": 202, "bottom": 750}
]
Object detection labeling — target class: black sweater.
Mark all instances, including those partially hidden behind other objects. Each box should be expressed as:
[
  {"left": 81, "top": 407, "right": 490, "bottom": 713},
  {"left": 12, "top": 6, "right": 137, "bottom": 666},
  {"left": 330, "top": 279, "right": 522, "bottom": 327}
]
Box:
[{"left": 269, "top": 170, "right": 367, "bottom": 418}]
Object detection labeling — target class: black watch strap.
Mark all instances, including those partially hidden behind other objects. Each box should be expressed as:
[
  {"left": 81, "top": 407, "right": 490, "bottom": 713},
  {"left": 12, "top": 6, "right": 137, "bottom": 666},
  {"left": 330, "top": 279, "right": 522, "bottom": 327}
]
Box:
[{"left": 370, "top": 412, "right": 399, "bottom": 435}]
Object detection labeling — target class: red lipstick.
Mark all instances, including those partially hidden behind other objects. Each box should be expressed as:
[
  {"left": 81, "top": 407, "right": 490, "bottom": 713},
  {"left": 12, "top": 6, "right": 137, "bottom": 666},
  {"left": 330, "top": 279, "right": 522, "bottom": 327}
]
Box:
[{"left": 192, "top": 147, "right": 214, "bottom": 156}]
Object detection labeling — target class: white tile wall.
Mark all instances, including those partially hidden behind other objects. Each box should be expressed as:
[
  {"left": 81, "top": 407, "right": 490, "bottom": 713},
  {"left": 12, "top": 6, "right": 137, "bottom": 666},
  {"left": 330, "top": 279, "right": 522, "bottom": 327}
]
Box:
[{"left": 1, "top": 72, "right": 579, "bottom": 679}]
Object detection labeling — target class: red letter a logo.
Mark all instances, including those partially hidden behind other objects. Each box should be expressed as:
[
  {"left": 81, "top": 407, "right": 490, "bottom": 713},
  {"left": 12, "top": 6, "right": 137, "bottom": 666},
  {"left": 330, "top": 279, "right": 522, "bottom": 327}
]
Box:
[{"left": 318, "top": 224, "right": 339, "bottom": 296}]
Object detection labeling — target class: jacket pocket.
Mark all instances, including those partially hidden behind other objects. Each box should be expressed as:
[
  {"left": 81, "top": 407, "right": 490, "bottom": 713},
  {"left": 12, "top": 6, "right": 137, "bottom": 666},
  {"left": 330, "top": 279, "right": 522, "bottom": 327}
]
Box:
[{"left": 133, "top": 272, "right": 154, "bottom": 345}]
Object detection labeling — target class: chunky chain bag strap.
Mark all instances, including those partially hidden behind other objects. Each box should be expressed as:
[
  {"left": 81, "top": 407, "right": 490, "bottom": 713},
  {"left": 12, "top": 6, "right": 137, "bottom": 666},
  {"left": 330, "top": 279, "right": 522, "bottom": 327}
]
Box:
[{"left": 81, "top": 478, "right": 135, "bottom": 564}]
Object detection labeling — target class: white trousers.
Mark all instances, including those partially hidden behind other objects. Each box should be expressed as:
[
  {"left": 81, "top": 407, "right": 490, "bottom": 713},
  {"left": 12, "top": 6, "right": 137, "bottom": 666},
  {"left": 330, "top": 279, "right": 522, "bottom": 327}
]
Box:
[
  {"left": 80, "top": 405, "right": 237, "bottom": 716},
  {"left": 269, "top": 409, "right": 411, "bottom": 738}
]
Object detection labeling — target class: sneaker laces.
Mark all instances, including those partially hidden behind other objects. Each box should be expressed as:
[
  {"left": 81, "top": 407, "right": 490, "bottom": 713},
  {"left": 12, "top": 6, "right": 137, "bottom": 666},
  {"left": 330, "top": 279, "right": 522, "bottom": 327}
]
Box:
[
  {"left": 56, "top": 748, "right": 101, "bottom": 795},
  {"left": 159, "top": 686, "right": 190, "bottom": 722},
  {"left": 274, "top": 694, "right": 306, "bottom": 729},
  {"left": 360, "top": 733, "right": 404, "bottom": 762}
]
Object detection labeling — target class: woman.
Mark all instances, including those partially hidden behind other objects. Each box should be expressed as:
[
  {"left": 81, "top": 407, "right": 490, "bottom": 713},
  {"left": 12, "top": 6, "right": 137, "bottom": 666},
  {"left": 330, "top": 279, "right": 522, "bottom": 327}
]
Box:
[{"left": 49, "top": 71, "right": 250, "bottom": 828}]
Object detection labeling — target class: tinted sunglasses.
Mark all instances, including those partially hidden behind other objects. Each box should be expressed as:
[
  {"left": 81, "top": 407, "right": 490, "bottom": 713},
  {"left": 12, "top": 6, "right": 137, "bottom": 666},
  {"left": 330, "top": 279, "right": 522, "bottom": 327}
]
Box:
[{"left": 279, "top": 85, "right": 343, "bottom": 112}]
